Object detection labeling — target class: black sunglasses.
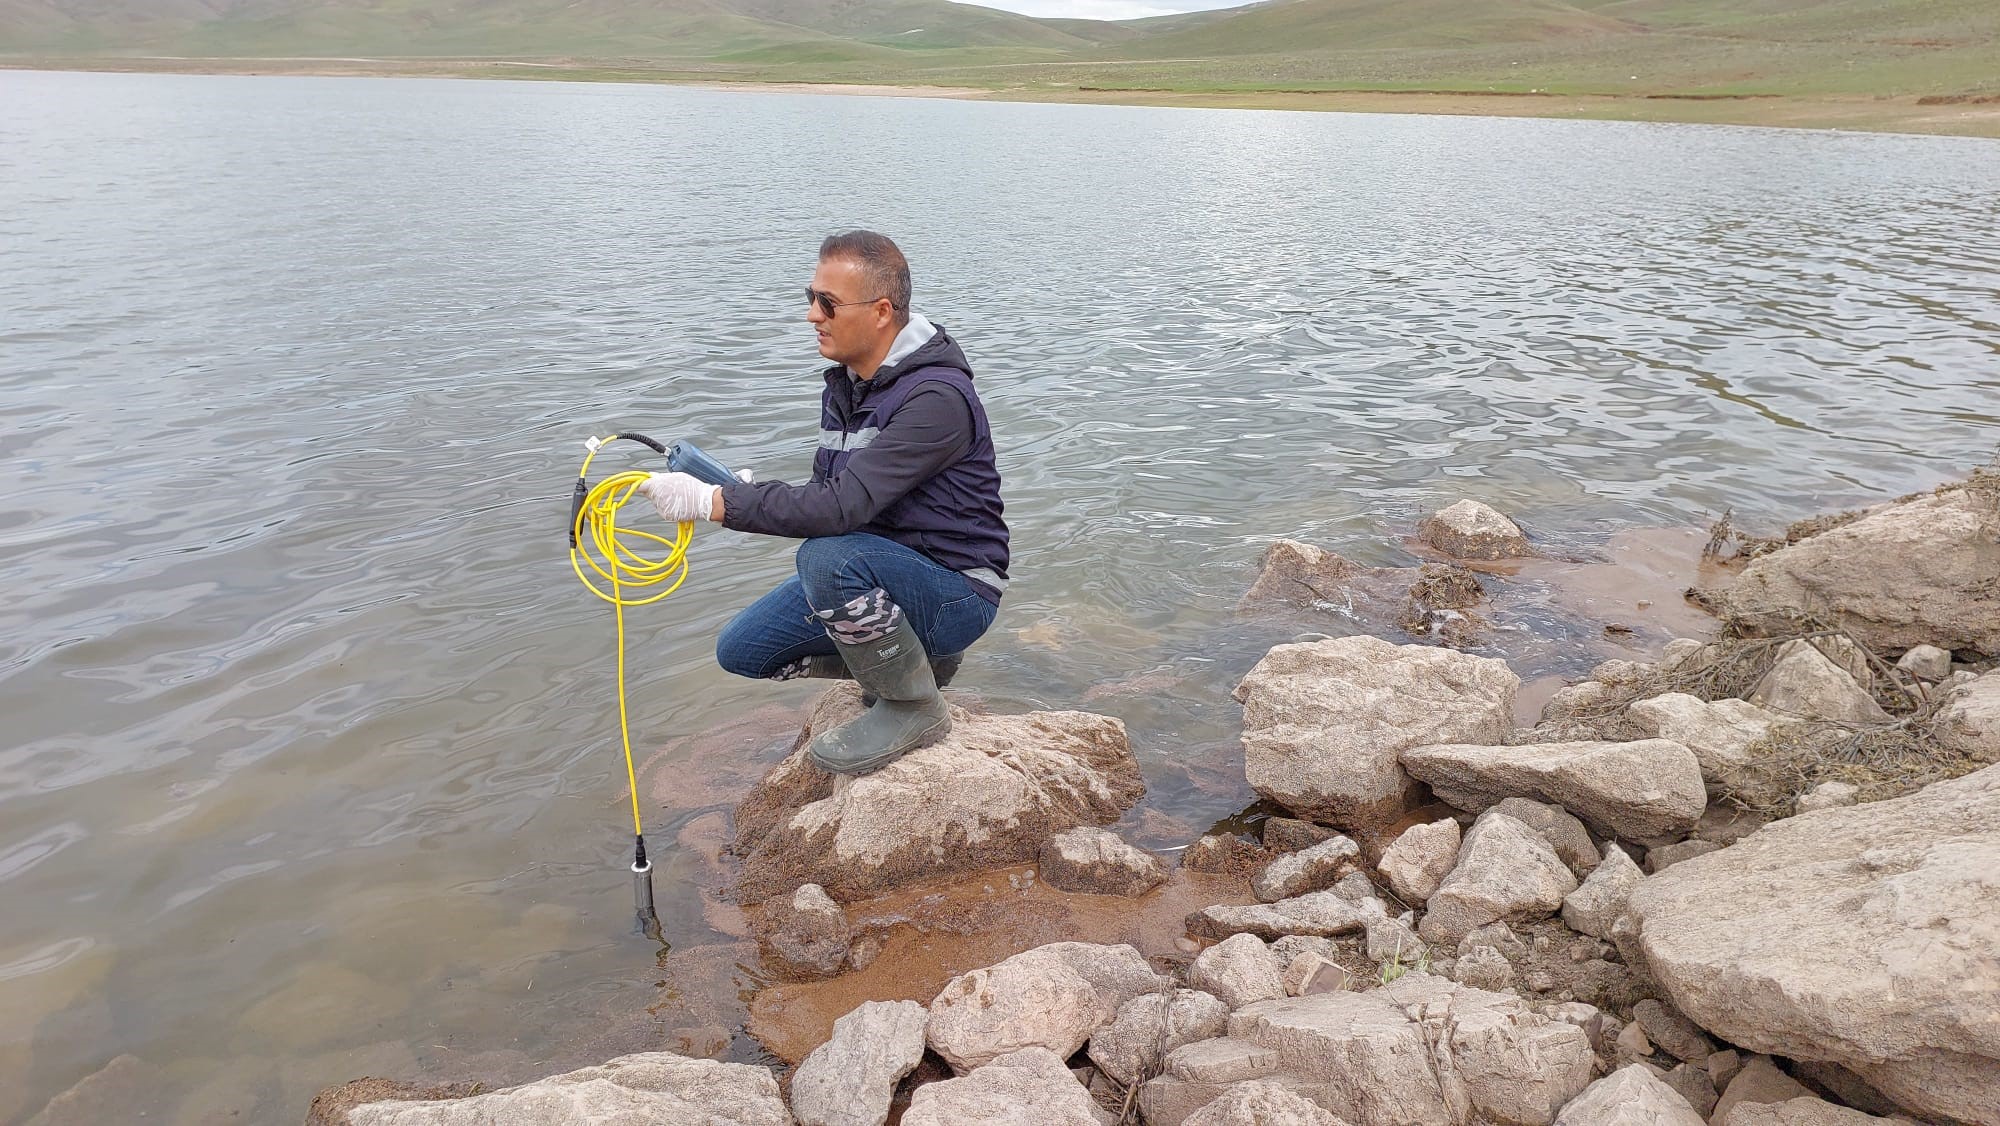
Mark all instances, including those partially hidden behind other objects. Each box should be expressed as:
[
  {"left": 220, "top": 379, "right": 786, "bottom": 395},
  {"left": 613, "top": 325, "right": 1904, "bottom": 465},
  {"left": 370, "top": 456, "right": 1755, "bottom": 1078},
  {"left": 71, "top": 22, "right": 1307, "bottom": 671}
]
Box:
[{"left": 806, "top": 287, "right": 893, "bottom": 318}]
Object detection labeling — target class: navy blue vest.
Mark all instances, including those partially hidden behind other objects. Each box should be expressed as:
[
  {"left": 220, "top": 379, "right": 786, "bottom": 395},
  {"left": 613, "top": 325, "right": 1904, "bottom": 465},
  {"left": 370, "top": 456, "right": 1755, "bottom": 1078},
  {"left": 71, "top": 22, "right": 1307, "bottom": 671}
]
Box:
[{"left": 813, "top": 329, "right": 1008, "bottom": 603}]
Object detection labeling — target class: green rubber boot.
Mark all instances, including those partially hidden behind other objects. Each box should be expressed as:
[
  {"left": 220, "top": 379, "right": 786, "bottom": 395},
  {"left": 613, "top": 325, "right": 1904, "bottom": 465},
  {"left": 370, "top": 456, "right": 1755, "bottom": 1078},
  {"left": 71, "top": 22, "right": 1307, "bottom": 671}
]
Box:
[
  {"left": 807, "top": 616, "right": 952, "bottom": 775},
  {"left": 798, "top": 651, "right": 962, "bottom": 706}
]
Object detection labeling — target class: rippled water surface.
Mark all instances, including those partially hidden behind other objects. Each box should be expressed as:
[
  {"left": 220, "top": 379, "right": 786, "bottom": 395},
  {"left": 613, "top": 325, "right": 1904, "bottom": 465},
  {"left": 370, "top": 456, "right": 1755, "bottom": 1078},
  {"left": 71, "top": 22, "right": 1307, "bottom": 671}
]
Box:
[{"left": 3, "top": 69, "right": 1999, "bottom": 1121}]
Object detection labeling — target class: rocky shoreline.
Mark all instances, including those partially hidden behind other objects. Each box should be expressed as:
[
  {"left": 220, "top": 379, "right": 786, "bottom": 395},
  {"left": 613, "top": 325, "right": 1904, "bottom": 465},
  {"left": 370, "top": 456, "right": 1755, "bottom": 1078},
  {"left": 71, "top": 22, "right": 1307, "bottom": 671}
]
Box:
[{"left": 304, "top": 472, "right": 2000, "bottom": 1126}]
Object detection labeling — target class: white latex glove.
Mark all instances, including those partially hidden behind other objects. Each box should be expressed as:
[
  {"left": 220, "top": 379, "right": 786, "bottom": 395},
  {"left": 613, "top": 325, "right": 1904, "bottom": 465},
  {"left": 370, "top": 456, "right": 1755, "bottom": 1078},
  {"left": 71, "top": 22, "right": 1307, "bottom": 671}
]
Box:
[{"left": 637, "top": 471, "right": 719, "bottom": 523}]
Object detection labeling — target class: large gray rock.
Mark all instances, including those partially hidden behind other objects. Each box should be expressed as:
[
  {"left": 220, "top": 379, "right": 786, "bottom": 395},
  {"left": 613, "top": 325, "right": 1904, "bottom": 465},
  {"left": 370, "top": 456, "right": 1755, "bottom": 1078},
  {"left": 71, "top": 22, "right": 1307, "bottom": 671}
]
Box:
[
  {"left": 1251, "top": 834, "right": 1360, "bottom": 902},
  {"left": 1376, "top": 817, "right": 1461, "bottom": 904},
  {"left": 1187, "top": 890, "right": 1378, "bottom": 942},
  {"left": 791, "top": 1001, "right": 928, "bottom": 1126},
  {"left": 1208, "top": 973, "right": 1593, "bottom": 1126},
  {"left": 1087, "top": 989, "right": 1230, "bottom": 1087},
  {"left": 1552, "top": 1064, "right": 1704, "bottom": 1126},
  {"left": 1403, "top": 738, "right": 1706, "bottom": 847},
  {"left": 1627, "top": 694, "right": 1786, "bottom": 787},
  {"left": 734, "top": 689, "right": 1144, "bottom": 902},
  {"left": 927, "top": 942, "right": 1170, "bottom": 1073},
  {"left": 1941, "top": 670, "right": 2000, "bottom": 763},
  {"left": 1235, "top": 636, "right": 1517, "bottom": 828},
  {"left": 1624, "top": 763, "right": 2000, "bottom": 1125},
  {"left": 1182, "top": 1080, "right": 1352, "bottom": 1126},
  {"left": 1418, "top": 499, "right": 1534, "bottom": 560},
  {"left": 1707, "top": 486, "right": 2000, "bottom": 657},
  {"left": 1418, "top": 810, "right": 1579, "bottom": 945},
  {"left": 901, "top": 1048, "right": 1109, "bottom": 1126},
  {"left": 1750, "top": 641, "right": 1891, "bottom": 726},
  {"left": 1561, "top": 843, "right": 1644, "bottom": 940},
  {"left": 346, "top": 1053, "right": 791, "bottom": 1126},
  {"left": 1039, "top": 827, "right": 1168, "bottom": 898},
  {"left": 1189, "top": 934, "right": 1288, "bottom": 1010}
]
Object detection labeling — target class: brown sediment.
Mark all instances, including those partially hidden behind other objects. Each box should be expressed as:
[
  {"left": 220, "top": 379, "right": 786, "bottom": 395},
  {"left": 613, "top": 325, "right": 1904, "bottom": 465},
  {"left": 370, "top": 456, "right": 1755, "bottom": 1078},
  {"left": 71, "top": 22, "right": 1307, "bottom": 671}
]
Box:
[
  {"left": 1504, "top": 526, "right": 1736, "bottom": 646},
  {"left": 745, "top": 865, "right": 1249, "bottom": 1065}
]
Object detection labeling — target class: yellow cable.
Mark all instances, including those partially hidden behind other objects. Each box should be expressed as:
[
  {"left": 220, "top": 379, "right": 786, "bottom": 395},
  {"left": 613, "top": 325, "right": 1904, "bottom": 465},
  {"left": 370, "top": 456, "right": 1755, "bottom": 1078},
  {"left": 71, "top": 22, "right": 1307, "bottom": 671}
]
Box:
[{"left": 569, "top": 441, "right": 695, "bottom": 839}]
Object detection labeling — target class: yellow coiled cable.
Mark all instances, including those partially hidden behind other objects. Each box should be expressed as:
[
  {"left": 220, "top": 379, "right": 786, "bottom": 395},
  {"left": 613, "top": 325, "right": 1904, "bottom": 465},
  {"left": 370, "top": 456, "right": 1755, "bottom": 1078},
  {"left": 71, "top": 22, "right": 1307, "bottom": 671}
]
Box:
[{"left": 569, "top": 439, "right": 695, "bottom": 839}]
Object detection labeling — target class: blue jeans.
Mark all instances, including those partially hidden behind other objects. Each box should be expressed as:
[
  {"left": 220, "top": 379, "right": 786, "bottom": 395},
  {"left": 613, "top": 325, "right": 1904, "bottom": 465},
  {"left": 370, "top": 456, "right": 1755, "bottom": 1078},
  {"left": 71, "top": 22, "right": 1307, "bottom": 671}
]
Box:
[{"left": 716, "top": 533, "right": 999, "bottom": 679}]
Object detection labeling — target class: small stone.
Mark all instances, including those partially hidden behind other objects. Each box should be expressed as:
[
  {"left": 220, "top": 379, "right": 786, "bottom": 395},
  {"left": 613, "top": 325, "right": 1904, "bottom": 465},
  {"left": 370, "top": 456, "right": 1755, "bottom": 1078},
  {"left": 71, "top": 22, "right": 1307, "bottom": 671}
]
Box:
[
  {"left": 1377, "top": 817, "right": 1462, "bottom": 904},
  {"left": 1525, "top": 971, "right": 1555, "bottom": 993},
  {"left": 1712, "top": 1056, "right": 1813, "bottom": 1124},
  {"left": 1553, "top": 1064, "right": 1705, "bottom": 1126},
  {"left": 1182, "top": 833, "right": 1267, "bottom": 874},
  {"left": 1562, "top": 843, "right": 1643, "bottom": 940},
  {"left": 1332, "top": 871, "right": 1379, "bottom": 903},
  {"left": 1458, "top": 921, "right": 1526, "bottom": 962},
  {"left": 791, "top": 1000, "right": 928, "bottom": 1126},
  {"left": 901, "top": 1047, "right": 1110, "bottom": 1126},
  {"left": 1418, "top": 498, "right": 1534, "bottom": 560},
  {"left": 1794, "top": 782, "right": 1860, "bottom": 815},
  {"left": 1750, "top": 641, "right": 1890, "bottom": 726},
  {"left": 1708, "top": 1049, "right": 1744, "bottom": 1087},
  {"left": 1615, "top": 1020, "right": 1655, "bottom": 1065},
  {"left": 1491, "top": 797, "right": 1600, "bottom": 878},
  {"left": 1086, "top": 989, "right": 1230, "bottom": 1087},
  {"left": 1190, "top": 933, "right": 1287, "bottom": 1010},
  {"left": 1364, "top": 914, "right": 1425, "bottom": 964},
  {"left": 1269, "top": 935, "right": 1334, "bottom": 963},
  {"left": 1250, "top": 834, "right": 1360, "bottom": 902},
  {"left": 1897, "top": 645, "right": 1953, "bottom": 681},
  {"left": 1281, "top": 952, "right": 1349, "bottom": 996},
  {"left": 1039, "top": 827, "right": 1168, "bottom": 898},
  {"left": 1261, "top": 816, "right": 1339, "bottom": 852},
  {"left": 1418, "top": 811, "right": 1577, "bottom": 945},
  {"left": 1646, "top": 839, "right": 1723, "bottom": 873},
  {"left": 760, "top": 883, "right": 852, "bottom": 979},
  {"left": 1661, "top": 639, "right": 1708, "bottom": 670},
  {"left": 1633, "top": 999, "right": 1718, "bottom": 1063},
  {"left": 1451, "top": 945, "right": 1514, "bottom": 991},
  {"left": 1661, "top": 1062, "right": 1719, "bottom": 1118}
]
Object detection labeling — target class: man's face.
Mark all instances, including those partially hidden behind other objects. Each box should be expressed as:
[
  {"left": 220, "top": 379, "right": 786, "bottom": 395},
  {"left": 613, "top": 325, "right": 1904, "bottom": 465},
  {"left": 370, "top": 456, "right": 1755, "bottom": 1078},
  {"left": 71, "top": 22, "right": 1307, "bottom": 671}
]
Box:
[{"left": 807, "top": 256, "right": 894, "bottom": 367}]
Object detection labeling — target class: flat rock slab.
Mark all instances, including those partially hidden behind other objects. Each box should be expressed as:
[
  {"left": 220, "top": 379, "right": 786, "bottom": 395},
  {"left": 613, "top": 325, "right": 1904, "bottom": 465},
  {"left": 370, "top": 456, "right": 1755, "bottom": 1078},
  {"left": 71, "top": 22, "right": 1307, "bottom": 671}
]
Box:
[
  {"left": 346, "top": 1053, "right": 791, "bottom": 1126},
  {"left": 734, "top": 689, "right": 1144, "bottom": 902},
  {"left": 1187, "top": 890, "right": 1378, "bottom": 942},
  {"left": 1625, "top": 762, "right": 2000, "bottom": 1126},
  {"left": 1235, "top": 636, "right": 1517, "bottom": 829},
  {"left": 1403, "top": 738, "right": 1705, "bottom": 847}
]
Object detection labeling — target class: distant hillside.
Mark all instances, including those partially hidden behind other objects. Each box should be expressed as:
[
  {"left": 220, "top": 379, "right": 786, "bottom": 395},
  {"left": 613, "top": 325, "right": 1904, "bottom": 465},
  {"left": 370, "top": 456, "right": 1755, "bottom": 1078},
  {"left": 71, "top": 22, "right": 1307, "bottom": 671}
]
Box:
[
  {"left": 0, "top": 0, "right": 1118, "bottom": 55},
  {"left": 3, "top": 0, "right": 1996, "bottom": 105}
]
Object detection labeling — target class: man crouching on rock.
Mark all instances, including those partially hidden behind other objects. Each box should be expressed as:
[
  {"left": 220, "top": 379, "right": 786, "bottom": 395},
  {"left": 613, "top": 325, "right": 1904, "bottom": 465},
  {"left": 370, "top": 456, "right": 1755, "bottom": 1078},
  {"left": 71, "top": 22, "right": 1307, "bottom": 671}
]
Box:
[{"left": 637, "top": 230, "right": 1009, "bottom": 775}]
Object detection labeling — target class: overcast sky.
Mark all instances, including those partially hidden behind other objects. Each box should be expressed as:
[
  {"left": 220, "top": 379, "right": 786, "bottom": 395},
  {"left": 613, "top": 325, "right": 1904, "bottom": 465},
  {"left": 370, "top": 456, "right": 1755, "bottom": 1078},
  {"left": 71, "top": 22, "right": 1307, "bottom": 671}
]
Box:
[{"left": 974, "top": 0, "right": 1251, "bottom": 22}]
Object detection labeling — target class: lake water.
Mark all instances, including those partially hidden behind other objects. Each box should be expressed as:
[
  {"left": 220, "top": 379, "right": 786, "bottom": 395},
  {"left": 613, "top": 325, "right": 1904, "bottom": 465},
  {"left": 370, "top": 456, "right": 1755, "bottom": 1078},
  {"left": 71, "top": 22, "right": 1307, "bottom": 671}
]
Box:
[{"left": 3, "top": 69, "right": 1998, "bottom": 1122}]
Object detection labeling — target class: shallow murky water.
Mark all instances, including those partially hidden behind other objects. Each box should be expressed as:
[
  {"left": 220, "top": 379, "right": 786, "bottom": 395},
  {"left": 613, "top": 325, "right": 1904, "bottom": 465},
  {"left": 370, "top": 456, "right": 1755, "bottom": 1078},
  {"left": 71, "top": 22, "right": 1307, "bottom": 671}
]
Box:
[{"left": 3, "top": 68, "right": 1998, "bottom": 1121}]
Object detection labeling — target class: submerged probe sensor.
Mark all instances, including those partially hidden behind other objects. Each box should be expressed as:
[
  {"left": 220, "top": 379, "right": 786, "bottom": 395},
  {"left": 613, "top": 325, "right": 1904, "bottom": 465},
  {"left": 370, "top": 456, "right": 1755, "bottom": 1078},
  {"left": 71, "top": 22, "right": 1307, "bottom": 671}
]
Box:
[{"left": 568, "top": 432, "right": 732, "bottom": 941}]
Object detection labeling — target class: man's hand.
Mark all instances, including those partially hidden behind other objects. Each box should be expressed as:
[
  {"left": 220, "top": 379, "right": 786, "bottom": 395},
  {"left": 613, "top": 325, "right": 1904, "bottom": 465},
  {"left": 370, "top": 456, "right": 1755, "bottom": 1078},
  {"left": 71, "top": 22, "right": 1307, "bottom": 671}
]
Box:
[{"left": 637, "top": 472, "right": 720, "bottom": 524}]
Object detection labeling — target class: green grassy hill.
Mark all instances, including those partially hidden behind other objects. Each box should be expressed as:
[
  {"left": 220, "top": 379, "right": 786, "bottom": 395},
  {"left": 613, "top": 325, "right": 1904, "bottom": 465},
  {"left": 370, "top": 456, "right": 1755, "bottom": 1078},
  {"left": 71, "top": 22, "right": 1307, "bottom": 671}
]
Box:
[{"left": 3, "top": 0, "right": 1996, "bottom": 105}]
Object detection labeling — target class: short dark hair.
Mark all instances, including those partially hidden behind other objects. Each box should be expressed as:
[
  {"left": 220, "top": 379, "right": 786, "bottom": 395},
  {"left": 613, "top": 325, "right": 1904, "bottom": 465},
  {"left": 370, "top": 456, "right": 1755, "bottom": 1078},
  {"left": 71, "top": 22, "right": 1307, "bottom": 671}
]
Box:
[{"left": 820, "top": 230, "right": 911, "bottom": 325}]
